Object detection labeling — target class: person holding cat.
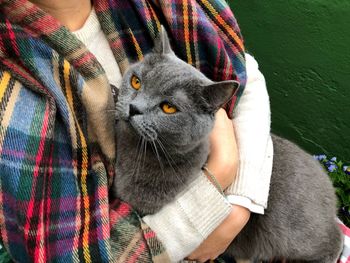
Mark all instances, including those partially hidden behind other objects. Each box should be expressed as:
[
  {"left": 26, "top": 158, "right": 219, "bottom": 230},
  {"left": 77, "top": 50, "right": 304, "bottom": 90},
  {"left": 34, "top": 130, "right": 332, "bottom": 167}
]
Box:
[{"left": 0, "top": 0, "right": 272, "bottom": 262}]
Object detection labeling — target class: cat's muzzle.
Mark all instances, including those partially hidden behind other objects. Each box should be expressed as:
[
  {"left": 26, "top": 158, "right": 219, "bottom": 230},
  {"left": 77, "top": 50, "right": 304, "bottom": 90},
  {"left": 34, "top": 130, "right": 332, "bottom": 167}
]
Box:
[{"left": 130, "top": 118, "right": 158, "bottom": 142}]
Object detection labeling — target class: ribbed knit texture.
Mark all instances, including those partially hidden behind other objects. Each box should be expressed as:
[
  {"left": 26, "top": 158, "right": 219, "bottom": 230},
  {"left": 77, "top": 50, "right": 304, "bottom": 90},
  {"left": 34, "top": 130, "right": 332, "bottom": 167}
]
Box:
[
  {"left": 0, "top": 0, "right": 246, "bottom": 262},
  {"left": 144, "top": 173, "right": 231, "bottom": 262}
]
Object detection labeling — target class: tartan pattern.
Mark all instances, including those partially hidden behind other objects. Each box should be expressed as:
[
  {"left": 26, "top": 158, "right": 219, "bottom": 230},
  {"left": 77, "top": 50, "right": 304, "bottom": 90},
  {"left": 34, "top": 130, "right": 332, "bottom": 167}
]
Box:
[{"left": 0, "top": 0, "right": 246, "bottom": 262}]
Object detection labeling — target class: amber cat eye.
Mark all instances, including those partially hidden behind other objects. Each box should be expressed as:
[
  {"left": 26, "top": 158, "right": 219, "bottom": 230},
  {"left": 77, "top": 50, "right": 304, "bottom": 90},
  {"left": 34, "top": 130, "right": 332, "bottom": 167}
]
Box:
[
  {"left": 131, "top": 75, "right": 141, "bottom": 90},
  {"left": 161, "top": 102, "right": 177, "bottom": 114}
]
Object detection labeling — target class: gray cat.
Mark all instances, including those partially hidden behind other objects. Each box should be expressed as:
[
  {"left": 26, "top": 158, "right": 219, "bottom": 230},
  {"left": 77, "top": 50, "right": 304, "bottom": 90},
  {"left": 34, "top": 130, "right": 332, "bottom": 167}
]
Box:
[{"left": 113, "top": 27, "right": 343, "bottom": 262}]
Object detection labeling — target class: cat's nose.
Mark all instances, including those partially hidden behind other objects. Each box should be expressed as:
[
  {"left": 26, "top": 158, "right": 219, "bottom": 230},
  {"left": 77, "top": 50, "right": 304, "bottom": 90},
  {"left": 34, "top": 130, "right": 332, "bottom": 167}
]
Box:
[{"left": 129, "top": 104, "right": 142, "bottom": 117}]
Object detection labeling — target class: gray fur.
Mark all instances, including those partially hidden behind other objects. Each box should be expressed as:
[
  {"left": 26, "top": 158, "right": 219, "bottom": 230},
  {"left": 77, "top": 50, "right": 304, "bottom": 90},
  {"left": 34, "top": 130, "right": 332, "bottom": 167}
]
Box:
[
  {"left": 113, "top": 27, "right": 343, "bottom": 262},
  {"left": 226, "top": 135, "right": 343, "bottom": 262}
]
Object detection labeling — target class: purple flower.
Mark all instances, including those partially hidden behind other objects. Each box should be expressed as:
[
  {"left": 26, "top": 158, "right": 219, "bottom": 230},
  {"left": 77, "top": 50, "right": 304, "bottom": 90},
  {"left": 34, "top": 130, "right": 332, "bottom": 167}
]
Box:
[
  {"left": 330, "top": 157, "right": 337, "bottom": 162},
  {"left": 325, "top": 161, "right": 333, "bottom": 167},
  {"left": 344, "top": 166, "right": 349, "bottom": 171},
  {"left": 314, "top": 154, "right": 327, "bottom": 161},
  {"left": 327, "top": 164, "right": 337, "bottom": 172}
]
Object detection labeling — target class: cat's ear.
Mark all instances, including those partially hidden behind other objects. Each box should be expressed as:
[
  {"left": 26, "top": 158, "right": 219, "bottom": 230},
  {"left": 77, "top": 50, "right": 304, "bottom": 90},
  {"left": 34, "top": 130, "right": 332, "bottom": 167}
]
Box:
[
  {"left": 154, "top": 25, "right": 174, "bottom": 55},
  {"left": 201, "top": 80, "right": 240, "bottom": 113}
]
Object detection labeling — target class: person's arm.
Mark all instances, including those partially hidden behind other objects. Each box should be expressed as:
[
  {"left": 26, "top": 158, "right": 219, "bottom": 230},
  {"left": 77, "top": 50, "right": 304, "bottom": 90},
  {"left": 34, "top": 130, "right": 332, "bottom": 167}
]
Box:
[
  {"left": 143, "top": 108, "right": 238, "bottom": 263},
  {"left": 186, "top": 205, "right": 250, "bottom": 262},
  {"left": 187, "top": 53, "right": 272, "bottom": 261},
  {"left": 225, "top": 53, "right": 273, "bottom": 212}
]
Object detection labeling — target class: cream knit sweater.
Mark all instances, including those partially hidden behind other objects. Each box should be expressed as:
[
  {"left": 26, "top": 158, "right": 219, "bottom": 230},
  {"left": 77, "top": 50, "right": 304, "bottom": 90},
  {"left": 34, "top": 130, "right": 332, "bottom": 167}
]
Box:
[{"left": 74, "top": 9, "right": 273, "bottom": 262}]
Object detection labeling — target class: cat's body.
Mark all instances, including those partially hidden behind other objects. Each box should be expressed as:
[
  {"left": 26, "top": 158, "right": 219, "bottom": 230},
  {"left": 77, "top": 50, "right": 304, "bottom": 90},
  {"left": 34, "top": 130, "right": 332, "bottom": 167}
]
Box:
[
  {"left": 113, "top": 28, "right": 343, "bottom": 262},
  {"left": 226, "top": 135, "right": 343, "bottom": 262}
]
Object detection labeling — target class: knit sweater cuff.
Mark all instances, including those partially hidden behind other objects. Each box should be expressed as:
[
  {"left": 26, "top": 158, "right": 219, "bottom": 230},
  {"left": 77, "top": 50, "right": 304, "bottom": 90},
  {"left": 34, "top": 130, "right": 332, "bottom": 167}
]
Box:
[
  {"left": 225, "top": 136, "right": 273, "bottom": 208},
  {"left": 143, "top": 172, "right": 232, "bottom": 262},
  {"left": 226, "top": 195, "right": 264, "bottom": 214}
]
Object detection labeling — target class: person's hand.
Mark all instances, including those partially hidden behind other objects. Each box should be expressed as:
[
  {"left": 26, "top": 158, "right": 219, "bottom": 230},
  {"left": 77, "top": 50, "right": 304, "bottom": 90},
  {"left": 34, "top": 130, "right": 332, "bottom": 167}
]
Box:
[
  {"left": 206, "top": 108, "right": 238, "bottom": 190},
  {"left": 186, "top": 205, "right": 250, "bottom": 262}
]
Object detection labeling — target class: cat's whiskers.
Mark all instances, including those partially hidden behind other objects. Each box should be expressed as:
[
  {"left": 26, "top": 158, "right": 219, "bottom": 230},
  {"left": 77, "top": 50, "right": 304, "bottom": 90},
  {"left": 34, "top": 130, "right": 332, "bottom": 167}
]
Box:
[
  {"left": 151, "top": 141, "right": 166, "bottom": 178},
  {"left": 157, "top": 133, "right": 176, "bottom": 148},
  {"left": 158, "top": 134, "right": 193, "bottom": 167},
  {"left": 156, "top": 139, "right": 185, "bottom": 185},
  {"left": 156, "top": 139, "right": 176, "bottom": 170},
  {"left": 158, "top": 134, "right": 195, "bottom": 175},
  {"left": 136, "top": 138, "right": 147, "bottom": 179},
  {"left": 157, "top": 134, "right": 188, "bottom": 159},
  {"left": 130, "top": 136, "right": 141, "bottom": 178},
  {"left": 131, "top": 136, "right": 143, "bottom": 179},
  {"left": 142, "top": 138, "right": 148, "bottom": 170}
]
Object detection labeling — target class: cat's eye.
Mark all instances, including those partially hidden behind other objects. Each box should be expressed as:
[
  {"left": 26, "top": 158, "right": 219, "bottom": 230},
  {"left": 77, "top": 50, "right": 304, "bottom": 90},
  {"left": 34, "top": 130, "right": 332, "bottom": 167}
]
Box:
[
  {"left": 131, "top": 75, "right": 141, "bottom": 90},
  {"left": 161, "top": 102, "right": 177, "bottom": 114}
]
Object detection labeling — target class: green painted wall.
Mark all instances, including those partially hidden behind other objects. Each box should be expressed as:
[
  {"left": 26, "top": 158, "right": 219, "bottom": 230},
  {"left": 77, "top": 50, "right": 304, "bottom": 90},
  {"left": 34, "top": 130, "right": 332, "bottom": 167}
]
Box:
[{"left": 228, "top": 1, "right": 350, "bottom": 161}]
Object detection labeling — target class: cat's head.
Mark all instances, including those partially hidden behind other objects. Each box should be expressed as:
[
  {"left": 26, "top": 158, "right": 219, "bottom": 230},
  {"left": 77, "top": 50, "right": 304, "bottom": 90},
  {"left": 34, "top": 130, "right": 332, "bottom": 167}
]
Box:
[{"left": 116, "top": 26, "right": 239, "bottom": 148}]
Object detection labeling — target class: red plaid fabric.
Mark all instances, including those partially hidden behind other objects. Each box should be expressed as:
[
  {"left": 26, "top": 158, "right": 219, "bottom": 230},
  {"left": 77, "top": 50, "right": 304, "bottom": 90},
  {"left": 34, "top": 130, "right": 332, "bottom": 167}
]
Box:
[{"left": 0, "top": 0, "right": 246, "bottom": 261}]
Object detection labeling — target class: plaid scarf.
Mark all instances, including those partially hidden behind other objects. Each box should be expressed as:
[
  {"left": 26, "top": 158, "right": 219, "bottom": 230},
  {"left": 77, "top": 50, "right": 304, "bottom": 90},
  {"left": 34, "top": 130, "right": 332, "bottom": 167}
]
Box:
[{"left": 0, "top": 0, "right": 246, "bottom": 262}]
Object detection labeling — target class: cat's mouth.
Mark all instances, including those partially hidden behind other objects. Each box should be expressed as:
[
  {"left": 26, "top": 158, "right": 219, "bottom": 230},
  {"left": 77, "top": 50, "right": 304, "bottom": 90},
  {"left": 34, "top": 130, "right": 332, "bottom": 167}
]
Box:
[{"left": 129, "top": 118, "right": 158, "bottom": 142}]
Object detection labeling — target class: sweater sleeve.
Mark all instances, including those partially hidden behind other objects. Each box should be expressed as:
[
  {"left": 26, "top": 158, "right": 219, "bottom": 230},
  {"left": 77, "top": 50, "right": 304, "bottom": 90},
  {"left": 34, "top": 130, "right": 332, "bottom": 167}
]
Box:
[
  {"left": 225, "top": 53, "right": 273, "bottom": 209},
  {"left": 143, "top": 172, "right": 232, "bottom": 262}
]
